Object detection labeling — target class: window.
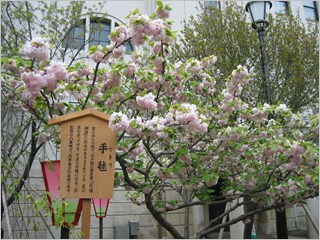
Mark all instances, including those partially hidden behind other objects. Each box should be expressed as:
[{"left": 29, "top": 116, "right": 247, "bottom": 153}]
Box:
[
  {"left": 274, "top": 1, "right": 288, "bottom": 14},
  {"left": 89, "top": 20, "right": 111, "bottom": 46},
  {"left": 204, "top": 1, "right": 220, "bottom": 9},
  {"left": 63, "top": 23, "right": 85, "bottom": 50},
  {"left": 303, "top": 1, "right": 318, "bottom": 20},
  {"left": 63, "top": 18, "right": 133, "bottom": 53}
]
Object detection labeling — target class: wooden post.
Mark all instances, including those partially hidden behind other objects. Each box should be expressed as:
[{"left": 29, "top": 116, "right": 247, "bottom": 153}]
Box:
[{"left": 82, "top": 199, "right": 91, "bottom": 239}]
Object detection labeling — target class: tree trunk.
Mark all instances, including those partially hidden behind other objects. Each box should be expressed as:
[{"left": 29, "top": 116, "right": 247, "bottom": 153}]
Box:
[
  {"left": 184, "top": 205, "right": 189, "bottom": 239},
  {"left": 145, "top": 193, "right": 183, "bottom": 239},
  {"left": 243, "top": 196, "right": 257, "bottom": 239}
]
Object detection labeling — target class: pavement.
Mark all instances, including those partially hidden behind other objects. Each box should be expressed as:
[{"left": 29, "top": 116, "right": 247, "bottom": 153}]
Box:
[
  {"left": 258, "top": 229, "right": 309, "bottom": 239},
  {"left": 205, "top": 228, "right": 309, "bottom": 239}
]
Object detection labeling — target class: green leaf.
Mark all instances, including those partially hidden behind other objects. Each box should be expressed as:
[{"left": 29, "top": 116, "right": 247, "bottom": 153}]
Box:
[
  {"left": 156, "top": 1, "right": 164, "bottom": 7},
  {"left": 174, "top": 144, "right": 188, "bottom": 158},
  {"left": 89, "top": 45, "right": 98, "bottom": 54}
]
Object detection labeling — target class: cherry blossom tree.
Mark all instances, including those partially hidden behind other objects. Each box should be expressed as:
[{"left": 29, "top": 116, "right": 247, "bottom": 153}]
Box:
[{"left": 1, "top": 1, "right": 318, "bottom": 238}]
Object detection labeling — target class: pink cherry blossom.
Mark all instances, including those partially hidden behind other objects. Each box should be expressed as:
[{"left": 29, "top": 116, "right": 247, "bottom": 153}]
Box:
[
  {"left": 19, "top": 37, "right": 50, "bottom": 61},
  {"left": 136, "top": 92, "right": 158, "bottom": 111},
  {"left": 153, "top": 42, "right": 162, "bottom": 54},
  {"left": 44, "top": 73, "right": 58, "bottom": 91},
  {"left": 106, "top": 92, "right": 126, "bottom": 107},
  {"left": 91, "top": 45, "right": 110, "bottom": 63},
  {"left": 38, "top": 132, "right": 49, "bottom": 143},
  {"left": 112, "top": 45, "right": 125, "bottom": 58},
  {"left": 109, "top": 112, "right": 129, "bottom": 131},
  {"left": 174, "top": 103, "right": 198, "bottom": 123},
  {"left": 103, "top": 72, "right": 122, "bottom": 91},
  {"left": 124, "top": 62, "right": 137, "bottom": 77},
  {"left": 186, "top": 59, "right": 201, "bottom": 74},
  {"left": 127, "top": 117, "right": 145, "bottom": 137},
  {"left": 46, "top": 61, "right": 68, "bottom": 80},
  {"left": 21, "top": 71, "right": 46, "bottom": 95},
  {"left": 147, "top": 19, "right": 167, "bottom": 41},
  {"left": 109, "top": 25, "right": 128, "bottom": 43},
  {"left": 156, "top": 8, "right": 170, "bottom": 19}
]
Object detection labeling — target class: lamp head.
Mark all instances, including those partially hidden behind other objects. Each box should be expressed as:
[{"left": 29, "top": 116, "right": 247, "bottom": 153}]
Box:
[{"left": 245, "top": 1, "right": 272, "bottom": 30}]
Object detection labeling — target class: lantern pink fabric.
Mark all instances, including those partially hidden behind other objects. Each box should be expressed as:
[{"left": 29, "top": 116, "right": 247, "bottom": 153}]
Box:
[
  {"left": 92, "top": 198, "right": 110, "bottom": 218},
  {"left": 41, "top": 160, "right": 82, "bottom": 226}
]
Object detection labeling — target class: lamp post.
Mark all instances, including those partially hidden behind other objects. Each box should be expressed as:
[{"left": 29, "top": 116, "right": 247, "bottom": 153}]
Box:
[
  {"left": 245, "top": 2, "right": 288, "bottom": 239},
  {"left": 245, "top": 1, "right": 272, "bottom": 104}
]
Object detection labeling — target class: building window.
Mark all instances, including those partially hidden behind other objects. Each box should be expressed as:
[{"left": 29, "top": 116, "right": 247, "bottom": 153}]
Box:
[
  {"left": 89, "top": 20, "right": 111, "bottom": 47},
  {"left": 274, "top": 1, "right": 288, "bottom": 14},
  {"left": 63, "top": 18, "right": 133, "bottom": 53},
  {"left": 204, "top": 1, "right": 220, "bottom": 9},
  {"left": 63, "top": 22, "right": 85, "bottom": 50},
  {"left": 303, "top": 1, "right": 318, "bottom": 20}
]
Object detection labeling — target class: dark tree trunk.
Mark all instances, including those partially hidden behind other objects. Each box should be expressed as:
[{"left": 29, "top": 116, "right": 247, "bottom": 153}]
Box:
[
  {"left": 145, "top": 193, "right": 183, "bottom": 239},
  {"left": 243, "top": 196, "right": 257, "bottom": 239}
]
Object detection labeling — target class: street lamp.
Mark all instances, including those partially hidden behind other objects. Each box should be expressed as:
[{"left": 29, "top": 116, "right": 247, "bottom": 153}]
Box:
[
  {"left": 246, "top": 2, "right": 288, "bottom": 239},
  {"left": 245, "top": 1, "right": 272, "bottom": 30},
  {"left": 245, "top": 1, "right": 272, "bottom": 104}
]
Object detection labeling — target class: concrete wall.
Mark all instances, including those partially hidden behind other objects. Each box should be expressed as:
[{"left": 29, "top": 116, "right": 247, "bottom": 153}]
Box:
[{"left": 257, "top": 205, "right": 308, "bottom": 236}]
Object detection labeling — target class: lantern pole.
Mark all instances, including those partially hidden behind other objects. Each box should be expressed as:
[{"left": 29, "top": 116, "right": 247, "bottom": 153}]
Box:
[
  {"left": 61, "top": 199, "right": 69, "bottom": 239},
  {"left": 99, "top": 198, "right": 103, "bottom": 239},
  {"left": 61, "top": 226, "right": 69, "bottom": 239},
  {"left": 81, "top": 199, "right": 91, "bottom": 239},
  {"left": 99, "top": 218, "right": 103, "bottom": 239}
]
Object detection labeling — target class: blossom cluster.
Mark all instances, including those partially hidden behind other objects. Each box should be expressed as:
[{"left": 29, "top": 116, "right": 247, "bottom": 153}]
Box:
[
  {"left": 19, "top": 37, "right": 50, "bottom": 62},
  {"left": 19, "top": 53, "right": 68, "bottom": 102},
  {"left": 109, "top": 102, "right": 208, "bottom": 137},
  {"left": 136, "top": 92, "right": 158, "bottom": 111}
]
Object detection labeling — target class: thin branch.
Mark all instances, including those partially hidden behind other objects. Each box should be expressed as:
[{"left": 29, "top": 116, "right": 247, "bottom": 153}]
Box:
[
  {"left": 1, "top": 186, "right": 13, "bottom": 239},
  {"left": 40, "top": 91, "right": 53, "bottom": 118},
  {"left": 6, "top": 121, "right": 44, "bottom": 207}
]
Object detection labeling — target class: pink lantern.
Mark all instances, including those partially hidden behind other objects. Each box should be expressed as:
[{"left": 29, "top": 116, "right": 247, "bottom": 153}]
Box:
[
  {"left": 92, "top": 198, "right": 110, "bottom": 218},
  {"left": 93, "top": 198, "right": 110, "bottom": 238},
  {"left": 41, "top": 160, "right": 82, "bottom": 226}
]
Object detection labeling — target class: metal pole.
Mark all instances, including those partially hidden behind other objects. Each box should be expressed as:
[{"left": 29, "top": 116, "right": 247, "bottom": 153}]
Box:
[
  {"left": 257, "top": 29, "right": 271, "bottom": 104},
  {"left": 257, "top": 28, "right": 288, "bottom": 239},
  {"left": 99, "top": 218, "right": 103, "bottom": 239},
  {"left": 61, "top": 226, "right": 70, "bottom": 239}
]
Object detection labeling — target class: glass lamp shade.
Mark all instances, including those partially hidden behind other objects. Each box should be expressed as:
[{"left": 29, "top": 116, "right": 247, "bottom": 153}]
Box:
[
  {"left": 93, "top": 198, "right": 110, "bottom": 218},
  {"left": 245, "top": 1, "right": 272, "bottom": 29},
  {"left": 40, "top": 160, "right": 83, "bottom": 226}
]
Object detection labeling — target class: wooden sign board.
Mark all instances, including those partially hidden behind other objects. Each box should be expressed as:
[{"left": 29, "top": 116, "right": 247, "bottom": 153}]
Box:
[{"left": 48, "top": 109, "right": 117, "bottom": 199}]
